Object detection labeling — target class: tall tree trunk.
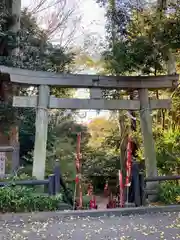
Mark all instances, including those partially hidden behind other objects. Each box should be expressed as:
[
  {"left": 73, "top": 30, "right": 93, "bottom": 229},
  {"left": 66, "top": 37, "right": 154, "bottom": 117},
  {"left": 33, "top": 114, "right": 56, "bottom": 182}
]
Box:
[
  {"left": 10, "top": 0, "right": 21, "bottom": 55},
  {"left": 10, "top": 0, "right": 21, "bottom": 172},
  {"left": 156, "top": 0, "right": 176, "bottom": 132},
  {"left": 117, "top": 111, "right": 128, "bottom": 178},
  {"left": 157, "top": 0, "right": 167, "bottom": 12},
  {"left": 108, "top": 0, "right": 116, "bottom": 49},
  {"left": 156, "top": 0, "right": 176, "bottom": 75},
  {"left": 108, "top": 0, "right": 131, "bottom": 190},
  {"left": 161, "top": 110, "right": 166, "bottom": 130},
  {"left": 166, "top": 49, "right": 176, "bottom": 75},
  {"left": 108, "top": 0, "right": 129, "bottom": 183},
  {"left": 129, "top": 91, "right": 138, "bottom": 157},
  {"left": 6, "top": 0, "right": 21, "bottom": 172}
]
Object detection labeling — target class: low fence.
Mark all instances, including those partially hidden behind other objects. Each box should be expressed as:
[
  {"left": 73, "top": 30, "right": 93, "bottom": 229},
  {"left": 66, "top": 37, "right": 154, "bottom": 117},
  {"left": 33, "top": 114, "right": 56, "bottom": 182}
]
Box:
[
  {"left": 139, "top": 173, "right": 180, "bottom": 206},
  {"left": 0, "top": 160, "right": 61, "bottom": 196}
]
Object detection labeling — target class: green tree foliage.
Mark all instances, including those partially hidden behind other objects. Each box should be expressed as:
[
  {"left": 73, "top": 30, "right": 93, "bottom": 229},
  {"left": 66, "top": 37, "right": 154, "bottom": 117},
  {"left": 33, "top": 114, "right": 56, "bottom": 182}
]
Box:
[
  {"left": 0, "top": 3, "right": 78, "bottom": 179},
  {"left": 87, "top": 117, "right": 117, "bottom": 151},
  {"left": 0, "top": 7, "right": 75, "bottom": 71},
  {"left": 83, "top": 148, "right": 119, "bottom": 177},
  {"left": 46, "top": 119, "right": 90, "bottom": 180},
  {"left": 82, "top": 117, "right": 120, "bottom": 179},
  {"left": 0, "top": 1, "right": 18, "bottom": 57},
  {"left": 103, "top": 4, "right": 180, "bottom": 74},
  {"left": 0, "top": 4, "right": 75, "bottom": 129},
  {"left": 97, "top": 0, "right": 180, "bottom": 181},
  {"left": 19, "top": 107, "right": 91, "bottom": 180},
  {"left": 156, "top": 128, "right": 180, "bottom": 175},
  {"left": 19, "top": 108, "right": 36, "bottom": 162},
  {"left": 96, "top": 1, "right": 180, "bottom": 76}
]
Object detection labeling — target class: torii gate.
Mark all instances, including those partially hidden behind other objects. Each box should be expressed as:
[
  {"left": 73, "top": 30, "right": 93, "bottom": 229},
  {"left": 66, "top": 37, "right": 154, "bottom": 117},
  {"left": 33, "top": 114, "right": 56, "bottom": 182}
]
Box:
[{"left": 0, "top": 65, "right": 178, "bottom": 194}]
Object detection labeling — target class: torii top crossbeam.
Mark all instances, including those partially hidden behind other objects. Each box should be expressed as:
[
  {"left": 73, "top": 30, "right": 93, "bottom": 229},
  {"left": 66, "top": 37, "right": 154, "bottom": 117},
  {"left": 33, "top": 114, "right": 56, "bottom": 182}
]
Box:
[{"left": 0, "top": 65, "right": 178, "bottom": 89}]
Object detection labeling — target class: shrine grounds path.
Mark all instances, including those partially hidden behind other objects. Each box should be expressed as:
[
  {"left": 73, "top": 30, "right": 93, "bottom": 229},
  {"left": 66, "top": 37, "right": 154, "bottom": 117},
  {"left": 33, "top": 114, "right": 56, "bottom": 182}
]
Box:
[{"left": 0, "top": 211, "right": 179, "bottom": 239}]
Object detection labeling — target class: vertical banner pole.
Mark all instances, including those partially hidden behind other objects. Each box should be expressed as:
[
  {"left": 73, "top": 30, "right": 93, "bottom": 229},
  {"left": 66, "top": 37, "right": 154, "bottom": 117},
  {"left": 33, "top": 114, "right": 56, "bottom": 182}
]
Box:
[
  {"left": 119, "top": 170, "right": 124, "bottom": 208},
  {"left": 75, "top": 132, "right": 82, "bottom": 209},
  {"left": 125, "top": 137, "right": 132, "bottom": 206}
]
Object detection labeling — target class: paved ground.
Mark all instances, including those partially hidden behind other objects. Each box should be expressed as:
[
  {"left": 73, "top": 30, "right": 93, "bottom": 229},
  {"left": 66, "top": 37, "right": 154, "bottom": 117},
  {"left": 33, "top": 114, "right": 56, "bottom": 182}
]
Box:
[
  {"left": 96, "top": 195, "right": 108, "bottom": 209},
  {"left": 0, "top": 212, "right": 179, "bottom": 239}
]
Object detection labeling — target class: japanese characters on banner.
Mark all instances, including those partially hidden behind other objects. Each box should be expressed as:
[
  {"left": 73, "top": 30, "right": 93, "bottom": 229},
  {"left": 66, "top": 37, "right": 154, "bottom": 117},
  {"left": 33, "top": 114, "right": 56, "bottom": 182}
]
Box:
[{"left": 0, "top": 152, "right": 6, "bottom": 177}]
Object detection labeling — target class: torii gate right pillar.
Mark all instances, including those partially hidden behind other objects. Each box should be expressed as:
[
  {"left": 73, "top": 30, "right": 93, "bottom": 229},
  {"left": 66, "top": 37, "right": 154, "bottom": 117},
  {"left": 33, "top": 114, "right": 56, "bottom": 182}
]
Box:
[{"left": 138, "top": 88, "right": 158, "bottom": 200}]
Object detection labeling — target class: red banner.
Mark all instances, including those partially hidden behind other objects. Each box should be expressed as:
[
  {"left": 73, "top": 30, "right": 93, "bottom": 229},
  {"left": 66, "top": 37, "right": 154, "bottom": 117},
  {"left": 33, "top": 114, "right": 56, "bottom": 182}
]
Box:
[
  {"left": 90, "top": 196, "right": 96, "bottom": 209},
  {"left": 125, "top": 137, "right": 132, "bottom": 187},
  {"left": 75, "top": 175, "right": 79, "bottom": 183},
  {"left": 119, "top": 137, "right": 132, "bottom": 207}
]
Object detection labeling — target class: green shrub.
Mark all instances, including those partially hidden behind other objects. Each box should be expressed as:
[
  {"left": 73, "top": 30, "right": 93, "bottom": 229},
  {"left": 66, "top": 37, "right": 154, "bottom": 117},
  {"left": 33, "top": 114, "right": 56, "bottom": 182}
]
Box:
[
  {"left": 156, "top": 128, "right": 180, "bottom": 175},
  {"left": 61, "top": 187, "right": 73, "bottom": 205},
  {"left": 158, "top": 182, "right": 180, "bottom": 204},
  {"left": 0, "top": 186, "right": 62, "bottom": 213},
  {"left": 82, "top": 195, "right": 91, "bottom": 209},
  {"left": 1, "top": 173, "right": 36, "bottom": 181},
  {"left": 0, "top": 174, "right": 38, "bottom": 191}
]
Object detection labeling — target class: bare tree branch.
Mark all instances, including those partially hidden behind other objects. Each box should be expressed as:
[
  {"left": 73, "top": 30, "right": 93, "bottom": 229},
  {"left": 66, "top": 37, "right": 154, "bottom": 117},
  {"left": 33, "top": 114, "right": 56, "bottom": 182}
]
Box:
[
  {"left": 31, "top": 0, "right": 48, "bottom": 13},
  {"left": 24, "top": 0, "right": 82, "bottom": 48},
  {"left": 28, "top": 0, "right": 65, "bottom": 14}
]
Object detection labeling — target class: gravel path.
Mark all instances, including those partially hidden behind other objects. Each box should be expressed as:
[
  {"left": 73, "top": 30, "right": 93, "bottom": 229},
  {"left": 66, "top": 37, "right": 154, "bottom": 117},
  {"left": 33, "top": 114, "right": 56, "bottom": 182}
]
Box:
[{"left": 0, "top": 212, "right": 179, "bottom": 239}]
